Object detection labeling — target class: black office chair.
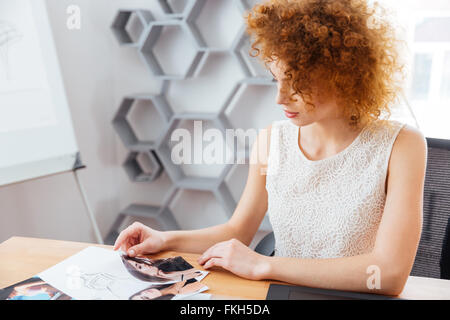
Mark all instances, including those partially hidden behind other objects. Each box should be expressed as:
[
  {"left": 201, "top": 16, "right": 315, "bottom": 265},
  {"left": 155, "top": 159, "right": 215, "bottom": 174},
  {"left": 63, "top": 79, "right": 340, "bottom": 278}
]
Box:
[
  {"left": 254, "top": 231, "right": 275, "bottom": 257},
  {"left": 411, "top": 137, "right": 450, "bottom": 279},
  {"left": 255, "top": 137, "right": 450, "bottom": 280}
]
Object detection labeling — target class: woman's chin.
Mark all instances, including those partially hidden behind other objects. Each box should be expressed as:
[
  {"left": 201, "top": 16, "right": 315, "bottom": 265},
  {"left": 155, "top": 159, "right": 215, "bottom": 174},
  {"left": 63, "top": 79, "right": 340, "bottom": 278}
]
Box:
[
  {"left": 289, "top": 118, "right": 303, "bottom": 126},
  {"left": 289, "top": 117, "right": 315, "bottom": 128}
]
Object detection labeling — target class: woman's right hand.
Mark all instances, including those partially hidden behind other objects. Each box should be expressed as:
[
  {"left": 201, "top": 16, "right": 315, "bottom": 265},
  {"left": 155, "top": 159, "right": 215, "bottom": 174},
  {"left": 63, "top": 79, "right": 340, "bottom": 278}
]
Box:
[{"left": 113, "top": 222, "right": 166, "bottom": 257}]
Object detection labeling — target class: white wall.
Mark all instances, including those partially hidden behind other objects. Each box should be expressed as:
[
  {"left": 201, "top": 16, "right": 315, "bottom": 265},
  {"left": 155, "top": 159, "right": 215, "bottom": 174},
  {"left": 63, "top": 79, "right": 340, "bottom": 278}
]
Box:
[{"left": 0, "top": 0, "right": 273, "bottom": 246}]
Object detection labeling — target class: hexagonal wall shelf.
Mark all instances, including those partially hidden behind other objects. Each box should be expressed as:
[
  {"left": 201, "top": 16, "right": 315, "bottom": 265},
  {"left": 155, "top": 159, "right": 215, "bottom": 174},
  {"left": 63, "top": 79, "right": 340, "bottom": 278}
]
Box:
[
  {"left": 165, "top": 51, "right": 246, "bottom": 115},
  {"left": 220, "top": 78, "right": 279, "bottom": 159},
  {"left": 123, "top": 150, "right": 163, "bottom": 183},
  {"left": 169, "top": 188, "right": 232, "bottom": 228},
  {"left": 231, "top": 25, "right": 274, "bottom": 79},
  {"left": 156, "top": 112, "right": 234, "bottom": 187},
  {"left": 111, "top": 9, "right": 154, "bottom": 47},
  {"left": 112, "top": 93, "right": 173, "bottom": 151},
  {"left": 168, "top": 179, "right": 236, "bottom": 217},
  {"left": 155, "top": 113, "right": 237, "bottom": 215},
  {"left": 238, "top": 0, "right": 262, "bottom": 11},
  {"left": 158, "top": 0, "right": 195, "bottom": 19},
  {"left": 109, "top": 3, "right": 278, "bottom": 241},
  {"left": 186, "top": 0, "right": 243, "bottom": 51},
  {"left": 104, "top": 203, "right": 179, "bottom": 245},
  {"left": 139, "top": 20, "right": 206, "bottom": 80}
]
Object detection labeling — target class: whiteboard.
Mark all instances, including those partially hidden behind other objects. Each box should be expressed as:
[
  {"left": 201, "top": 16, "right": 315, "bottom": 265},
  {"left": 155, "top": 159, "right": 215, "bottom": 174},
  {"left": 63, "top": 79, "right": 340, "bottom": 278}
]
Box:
[{"left": 0, "top": 0, "right": 79, "bottom": 186}]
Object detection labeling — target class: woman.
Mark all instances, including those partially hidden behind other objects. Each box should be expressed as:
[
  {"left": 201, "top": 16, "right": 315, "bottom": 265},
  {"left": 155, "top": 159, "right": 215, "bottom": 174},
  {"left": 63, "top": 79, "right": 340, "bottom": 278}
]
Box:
[
  {"left": 1, "top": 277, "right": 71, "bottom": 300},
  {"left": 121, "top": 255, "right": 203, "bottom": 283},
  {"left": 129, "top": 279, "right": 206, "bottom": 300},
  {"left": 114, "top": 0, "right": 427, "bottom": 296}
]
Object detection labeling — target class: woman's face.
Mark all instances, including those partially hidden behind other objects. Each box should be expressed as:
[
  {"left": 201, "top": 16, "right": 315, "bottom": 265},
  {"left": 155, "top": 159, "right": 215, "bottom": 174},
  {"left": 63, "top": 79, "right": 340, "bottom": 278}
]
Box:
[
  {"left": 127, "top": 260, "right": 160, "bottom": 276},
  {"left": 131, "top": 288, "right": 162, "bottom": 300},
  {"left": 269, "top": 60, "right": 341, "bottom": 127},
  {"left": 15, "top": 282, "right": 49, "bottom": 295},
  {"left": 127, "top": 260, "right": 202, "bottom": 281}
]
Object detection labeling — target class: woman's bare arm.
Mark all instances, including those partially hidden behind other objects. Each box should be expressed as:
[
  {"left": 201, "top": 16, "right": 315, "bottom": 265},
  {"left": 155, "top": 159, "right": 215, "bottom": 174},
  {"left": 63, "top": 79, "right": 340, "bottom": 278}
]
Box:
[{"left": 161, "top": 126, "right": 272, "bottom": 254}]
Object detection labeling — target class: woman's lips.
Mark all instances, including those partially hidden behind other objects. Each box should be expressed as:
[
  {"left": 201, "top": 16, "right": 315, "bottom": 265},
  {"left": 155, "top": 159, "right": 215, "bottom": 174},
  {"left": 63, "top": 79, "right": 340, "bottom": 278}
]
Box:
[{"left": 284, "top": 110, "right": 299, "bottom": 118}]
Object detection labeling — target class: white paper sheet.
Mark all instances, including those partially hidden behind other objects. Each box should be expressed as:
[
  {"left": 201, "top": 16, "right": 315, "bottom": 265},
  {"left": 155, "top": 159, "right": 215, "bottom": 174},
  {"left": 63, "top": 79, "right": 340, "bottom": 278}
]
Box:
[{"left": 0, "top": 0, "right": 58, "bottom": 132}]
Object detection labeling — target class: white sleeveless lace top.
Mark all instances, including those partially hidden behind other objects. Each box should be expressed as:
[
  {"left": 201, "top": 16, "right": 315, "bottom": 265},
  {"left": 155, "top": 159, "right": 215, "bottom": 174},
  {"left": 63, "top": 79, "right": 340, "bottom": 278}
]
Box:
[{"left": 265, "top": 119, "right": 406, "bottom": 259}]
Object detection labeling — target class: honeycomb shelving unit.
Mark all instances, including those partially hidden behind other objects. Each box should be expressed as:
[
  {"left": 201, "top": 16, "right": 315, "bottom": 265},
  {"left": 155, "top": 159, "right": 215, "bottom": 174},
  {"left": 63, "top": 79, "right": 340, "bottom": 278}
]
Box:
[
  {"left": 158, "top": 0, "right": 196, "bottom": 20},
  {"left": 111, "top": 9, "right": 154, "bottom": 47},
  {"left": 123, "top": 150, "right": 163, "bottom": 183},
  {"left": 112, "top": 93, "right": 173, "bottom": 151},
  {"left": 106, "top": 1, "right": 275, "bottom": 244},
  {"left": 138, "top": 19, "right": 207, "bottom": 80}
]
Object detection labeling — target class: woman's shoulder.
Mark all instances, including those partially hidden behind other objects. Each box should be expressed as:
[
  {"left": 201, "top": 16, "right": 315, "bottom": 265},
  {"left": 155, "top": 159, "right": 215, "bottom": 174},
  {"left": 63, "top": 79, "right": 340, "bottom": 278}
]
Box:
[
  {"left": 385, "top": 122, "right": 427, "bottom": 191},
  {"left": 374, "top": 119, "right": 427, "bottom": 170},
  {"left": 370, "top": 119, "right": 424, "bottom": 142},
  {"left": 391, "top": 122, "right": 427, "bottom": 155},
  {"left": 363, "top": 118, "right": 410, "bottom": 143},
  {"left": 368, "top": 118, "right": 405, "bottom": 132}
]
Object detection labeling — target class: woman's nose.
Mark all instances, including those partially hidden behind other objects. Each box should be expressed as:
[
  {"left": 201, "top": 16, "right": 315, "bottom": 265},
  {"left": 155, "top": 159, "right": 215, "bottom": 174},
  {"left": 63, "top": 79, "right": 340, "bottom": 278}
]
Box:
[{"left": 276, "top": 89, "right": 291, "bottom": 105}]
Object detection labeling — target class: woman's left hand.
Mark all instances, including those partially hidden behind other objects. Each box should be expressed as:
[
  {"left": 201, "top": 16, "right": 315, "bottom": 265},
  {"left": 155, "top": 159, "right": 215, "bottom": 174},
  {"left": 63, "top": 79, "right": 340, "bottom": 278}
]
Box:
[{"left": 197, "top": 238, "right": 271, "bottom": 280}]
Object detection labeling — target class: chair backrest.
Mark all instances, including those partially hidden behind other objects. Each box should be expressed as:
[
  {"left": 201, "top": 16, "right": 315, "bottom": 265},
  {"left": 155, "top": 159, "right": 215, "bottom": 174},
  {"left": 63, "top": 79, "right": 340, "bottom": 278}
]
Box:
[
  {"left": 411, "top": 137, "right": 450, "bottom": 279},
  {"left": 254, "top": 231, "right": 275, "bottom": 257}
]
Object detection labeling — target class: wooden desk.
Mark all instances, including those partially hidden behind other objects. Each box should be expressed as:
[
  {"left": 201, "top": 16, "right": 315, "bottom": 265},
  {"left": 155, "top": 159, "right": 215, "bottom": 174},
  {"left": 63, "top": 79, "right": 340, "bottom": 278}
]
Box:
[{"left": 1, "top": 237, "right": 449, "bottom": 300}]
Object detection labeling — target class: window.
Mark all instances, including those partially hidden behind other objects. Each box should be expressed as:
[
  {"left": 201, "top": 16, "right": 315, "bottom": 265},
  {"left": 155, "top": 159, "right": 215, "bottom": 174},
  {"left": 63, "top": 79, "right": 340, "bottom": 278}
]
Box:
[{"left": 377, "top": 0, "right": 450, "bottom": 139}]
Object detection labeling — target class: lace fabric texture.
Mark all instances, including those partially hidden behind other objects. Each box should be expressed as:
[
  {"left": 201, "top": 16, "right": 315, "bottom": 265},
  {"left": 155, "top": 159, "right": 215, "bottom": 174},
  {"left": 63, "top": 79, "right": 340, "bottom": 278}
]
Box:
[{"left": 265, "top": 119, "right": 406, "bottom": 259}]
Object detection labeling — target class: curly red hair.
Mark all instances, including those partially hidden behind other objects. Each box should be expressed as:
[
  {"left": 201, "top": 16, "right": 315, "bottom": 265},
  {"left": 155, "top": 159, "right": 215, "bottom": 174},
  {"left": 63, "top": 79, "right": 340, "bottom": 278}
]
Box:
[{"left": 245, "top": 0, "right": 405, "bottom": 128}]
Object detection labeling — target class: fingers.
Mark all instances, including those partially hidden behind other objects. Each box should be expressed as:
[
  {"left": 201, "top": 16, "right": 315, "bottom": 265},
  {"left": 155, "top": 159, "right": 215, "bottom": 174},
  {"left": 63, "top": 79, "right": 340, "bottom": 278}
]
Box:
[
  {"left": 198, "top": 241, "right": 230, "bottom": 265},
  {"left": 127, "top": 242, "right": 147, "bottom": 257},
  {"left": 113, "top": 223, "right": 141, "bottom": 251},
  {"left": 197, "top": 244, "right": 216, "bottom": 265},
  {"left": 113, "top": 227, "right": 132, "bottom": 251},
  {"left": 198, "top": 238, "right": 241, "bottom": 265},
  {"left": 203, "top": 257, "right": 227, "bottom": 270}
]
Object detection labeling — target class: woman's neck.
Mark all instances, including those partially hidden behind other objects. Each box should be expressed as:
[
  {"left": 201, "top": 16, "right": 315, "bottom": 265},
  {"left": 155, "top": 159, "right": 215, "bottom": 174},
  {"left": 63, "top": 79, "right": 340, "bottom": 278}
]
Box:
[{"left": 298, "top": 117, "right": 368, "bottom": 159}]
